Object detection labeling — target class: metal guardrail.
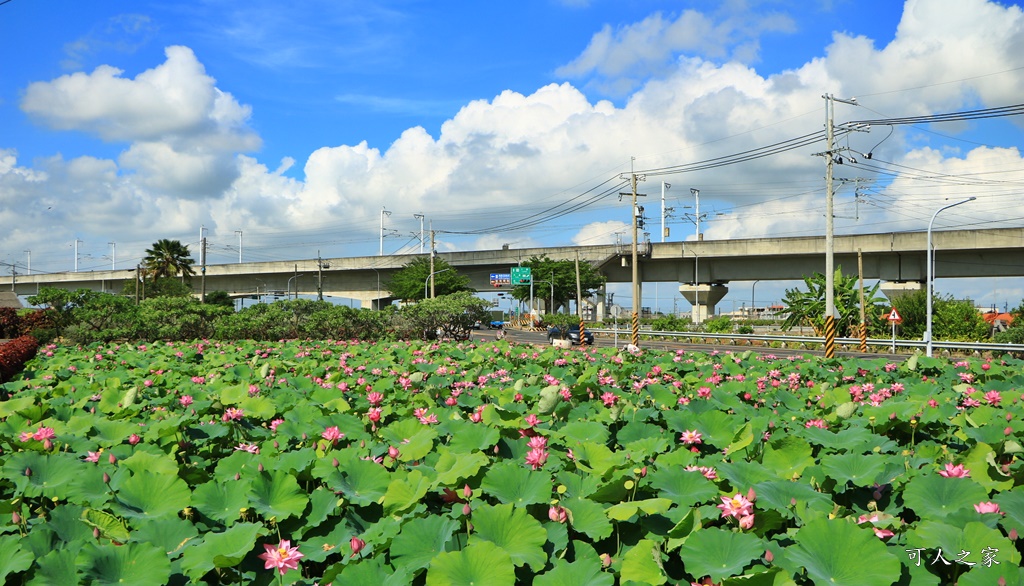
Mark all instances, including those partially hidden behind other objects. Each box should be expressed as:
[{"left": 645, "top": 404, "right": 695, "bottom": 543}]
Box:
[{"left": 586, "top": 328, "right": 1024, "bottom": 354}]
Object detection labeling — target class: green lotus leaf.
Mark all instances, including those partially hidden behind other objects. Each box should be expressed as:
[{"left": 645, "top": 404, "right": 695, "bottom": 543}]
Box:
[
  {"left": 446, "top": 420, "right": 500, "bottom": 453},
  {"left": 648, "top": 465, "right": 718, "bottom": 509},
  {"left": 622, "top": 538, "right": 667, "bottom": 585},
  {"left": 678, "top": 527, "right": 763, "bottom": 583},
  {"left": 249, "top": 470, "right": 309, "bottom": 521},
  {"left": 119, "top": 450, "right": 180, "bottom": 477},
  {"left": 3, "top": 452, "right": 82, "bottom": 498},
  {"left": 994, "top": 489, "right": 1024, "bottom": 536},
  {"left": 0, "top": 534, "right": 34, "bottom": 583},
  {"left": 426, "top": 540, "right": 515, "bottom": 586},
  {"left": 562, "top": 497, "right": 613, "bottom": 541},
  {"left": 535, "top": 540, "right": 613, "bottom": 586},
  {"left": 0, "top": 396, "right": 36, "bottom": 418},
  {"left": 470, "top": 503, "right": 548, "bottom": 571},
  {"left": 727, "top": 422, "right": 755, "bottom": 457},
  {"left": 820, "top": 452, "right": 888, "bottom": 487},
  {"left": 715, "top": 461, "right": 776, "bottom": 492},
  {"left": 961, "top": 442, "right": 1014, "bottom": 491},
  {"left": 956, "top": 564, "right": 1024, "bottom": 586},
  {"left": 80, "top": 541, "right": 171, "bottom": 586},
  {"left": 192, "top": 478, "right": 253, "bottom": 524},
  {"left": 384, "top": 470, "right": 433, "bottom": 516},
  {"left": 317, "top": 454, "right": 392, "bottom": 506},
  {"left": 305, "top": 487, "right": 341, "bottom": 530},
  {"left": 81, "top": 508, "right": 131, "bottom": 543},
  {"left": 391, "top": 515, "right": 460, "bottom": 573},
  {"left": 435, "top": 450, "right": 489, "bottom": 485},
  {"left": 761, "top": 436, "right": 815, "bottom": 480},
  {"left": 329, "top": 555, "right": 413, "bottom": 586},
  {"left": 750, "top": 480, "right": 833, "bottom": 521},
  {"left": 111, "top": 470, "right": 191, "bottom": 521},
  {"left": 787, "top": 519, "right": 901, "bottom": 586},
  {"left": 572, "top": 442, "right": 626, "bottom": 478},
  {"left": 557, "top": 420, "right": 610, "bottom": 445},
  {"left": 903, "top": 474, "right": 990, "bottom": 521},
  {"left": 606, "top": 498, "right": 673, "bottom": 521},
  {"left": 481, "top": 461, "right": 552, "bottom": 506},
  {"left": 720, "top": 567, "right": 794, "bottom": 586},
  {"left": 130, "top": 517, "right": 198, "bottom": 558},
  {"left": 178, "top": 522, "right": 267, "bottom": 582},
  {"left": 46, "top": 503, "right": 93, "bottom": 543},
  {"left": 905, "top": 520, "right": 1021, "bottom": 568},
  {"left": 26, "top": 546, "right": 81, "bottom": 586}
]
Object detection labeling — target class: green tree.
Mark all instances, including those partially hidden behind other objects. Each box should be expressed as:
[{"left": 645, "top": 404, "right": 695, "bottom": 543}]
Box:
[
  {"left": 135, "top": 296, "right": 232, "bottom": 341},
  {"left": 386, "top": 257, "right": 471, "bottom": 301},
  {"left": 396, "top": 292, "right": 489, "bottom": 341},
  {"left": 143, "top": 239, "right": 196, "bottom": 279},
  {"left": 891, "top": 289, "right": 991, "bottom": 341},
  {"left": 203, "top": 290, "right": 234, "bottom": 308},
  {"left": 507, "top": 255, "right": 607, "bottom": 313},
  {"left": 781, "top": 268, "right": 886, "bottom": 336}
]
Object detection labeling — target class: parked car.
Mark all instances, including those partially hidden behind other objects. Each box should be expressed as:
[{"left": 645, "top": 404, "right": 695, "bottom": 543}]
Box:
[
  {"left": 488, "top": 320, "right": 504, "bottom": 329},
  {"left": 547, "top": 325, "right": 594, "bottom": 345}
]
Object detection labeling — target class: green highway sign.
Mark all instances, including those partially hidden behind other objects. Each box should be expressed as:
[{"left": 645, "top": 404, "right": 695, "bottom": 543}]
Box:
[{"left": 510, "top": 266, "right": 532, "bottom": 285}]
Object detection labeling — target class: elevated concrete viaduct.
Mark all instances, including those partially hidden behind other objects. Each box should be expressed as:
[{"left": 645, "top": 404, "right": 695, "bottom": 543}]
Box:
[{"left": 3, "top": 227, "right": 1021, "bottom": 318}]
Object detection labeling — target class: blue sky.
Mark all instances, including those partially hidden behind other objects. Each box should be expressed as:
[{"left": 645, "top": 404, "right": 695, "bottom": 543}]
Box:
[{"left": 2, "top": 0, "right": 1024, "bottom": 312}]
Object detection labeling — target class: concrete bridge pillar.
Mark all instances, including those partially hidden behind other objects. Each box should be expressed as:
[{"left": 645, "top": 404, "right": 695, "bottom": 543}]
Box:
[
  {"left": 880, "top": 281, "right": 922, "bottom": 302},
  {"left": 679, "top": 284, "right": 728, "bottom": 324}
]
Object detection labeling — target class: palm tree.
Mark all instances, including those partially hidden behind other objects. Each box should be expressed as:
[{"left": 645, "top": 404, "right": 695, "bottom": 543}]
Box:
[
  {"left": 781, "top": 268, "right": 886, "bottom": 336},
  {"left": 143, "top": 239, "right": 196, "bottom": 279}
]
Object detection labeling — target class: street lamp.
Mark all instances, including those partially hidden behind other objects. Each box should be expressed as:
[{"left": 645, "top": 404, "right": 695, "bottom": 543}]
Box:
[
  {"left": 534, "top": 279, "right": 555, "bottom": 314},
  {"left": 751, "top": 280, "right": 760, "bottom": 318},
  {"left": 925, "top": 197, "right": 975, "bottom": 357},
  {"left": 287, "top": 274, "right": 304, "bottom": 300},
  {"left": 425, "top": 268, "right": 451, "bottom": 300}
]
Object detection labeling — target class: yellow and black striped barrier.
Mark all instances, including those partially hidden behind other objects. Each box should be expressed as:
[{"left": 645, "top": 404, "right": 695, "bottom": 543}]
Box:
[
  {"left": 824, "top": 315, "right": 836, "bottom": 358},
  {"left": 631, "top": 312, "right": 640, "bottom": 347}
]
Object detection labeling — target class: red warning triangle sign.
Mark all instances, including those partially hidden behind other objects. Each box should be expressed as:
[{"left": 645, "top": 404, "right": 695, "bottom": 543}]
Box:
[{"left": 887, "top": 307, "right": 903, "bottom": 323}]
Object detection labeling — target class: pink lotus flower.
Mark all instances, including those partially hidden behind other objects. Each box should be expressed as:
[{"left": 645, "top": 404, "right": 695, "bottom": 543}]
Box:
[
  {"left": 234, "top": 443, "right": 260, "bottom": 454},
  {"left": 601, "top": 392, "right": 618, "bottom": 407},
  {"left": 269, "top": 418, "right": 285, "bottom": 432},
  {"left": 525, "top": 448, "right": 549, "bottom": 470},
  {"left": 680, "top": 430, "right": 703, "bottom": 445},
  {"left": 738, "top": 514, "right": 755, "bottom": 530},
  {"left": 804, "top": 419, "right": 828, "bottom": 429},
  {"left": 222, "top": 408, "right": 244, "bottom": 422},
  {"left": 548, "top": 505, "right": 568, "bottom": 524},
  {"left": 18, "top": 431, "right": 33, "bottom": 442},
  {"left": 717, "top": 494, "right": 755, "bottom": 519},
  {"left": 367, "top": 407, "right": 382, "bottom": 423},
  {"left": 350, "top": 537, "right": 366, "bottom": 556},
  {"left": 84, "top": 451, "right": 101, "bottom": 463},
  {"left": 873, "top": 528, "right": 895, "bottom": 539},
  {"left": 938, "top": 463, "right": 970, "bottom": 478},
  {"left": 128, "top": 434, "right": 141, "bottom": 445},
  {"left": 984, "top": 391, "right": 1002, "bottom": 406},
  {"left": 527, "top": 436, "right": 547, "bottom": 450},
  {"left": 321, "top": 426, "right": 344, "bottom": 444},
  {"left": 974, "top": 501, "right": 1002, "bottom": 514},
  {"left": 524, "top": 414, "right": 541, "bottom": 427},
  {"left": 32, "top": 427, "right": 55, "bottom": 441},
  {"left": 367, "top": 392, "right": 384, "bottom": 406},
  {"left": 258, "top": 539, "right": 304, "bottom": 576},
  {"left": 179, "top": 395, "right": 193, "bottom": 407},
  {"left": 388, "top": 446, "right": 400, "bottom": 460}
]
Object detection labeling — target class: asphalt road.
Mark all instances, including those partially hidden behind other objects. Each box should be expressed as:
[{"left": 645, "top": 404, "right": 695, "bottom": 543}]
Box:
[{"left": 470, "top": 327, "right": 907, "bottom": 361}]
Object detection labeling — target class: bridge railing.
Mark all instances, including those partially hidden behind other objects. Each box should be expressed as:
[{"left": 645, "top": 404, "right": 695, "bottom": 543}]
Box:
[{"left": 585, "top": 329, "right": 1024, "bottom": 355}]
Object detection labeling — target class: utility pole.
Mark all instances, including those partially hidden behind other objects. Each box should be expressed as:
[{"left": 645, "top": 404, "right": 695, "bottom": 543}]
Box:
[
  {"left": 414, "top": 213, "right": 425, "bottom": 254},
  {"left": 108, "top": 242, "right": 116, "bottom": 270},
  {"left": 575, "top": 250, "right": 585, "bottom": 338},
  {"left": 822, "top": 94, "right": 858, "bottom": 358},
  {"left": 24, "top": 251, "right": 30, "bottom": 275},
  {"left": 135, "top": 264, "right": 141, "bottom": 305},
  {"left": 661, "top": 182, "right": 671, "bottom": 242},
  {"left": 235, "top": 230, "right": 243, "bottom": 263},
  {"left": 380, "top": 207, "right": 391, "bottom": 256},
  {"left": 857, "top": 249, "right": 867, "bottom": 353},
  {"left": 316, "top": 251, "right": 330, "bottom": 301},
  {"left": 429, "top": 227, "right": 436, "bottom": 299},
  {"left": 619, "top": 170, "right": 646, "bottom": 347},
  {"left": 200, "top": 235, "right": 207, "bottom": 303},
  {"left": 74, "top": 239, "right": 82, "bottom": 272}
]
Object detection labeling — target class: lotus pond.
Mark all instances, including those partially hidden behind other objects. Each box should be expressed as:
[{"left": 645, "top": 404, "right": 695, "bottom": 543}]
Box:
[{"left": 0, "top": 339, "right": 1022, "bottom": 585}]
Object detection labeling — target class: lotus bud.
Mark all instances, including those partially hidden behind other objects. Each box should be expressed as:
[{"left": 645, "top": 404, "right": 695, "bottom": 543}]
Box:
[
  {"left": 463, "top": 503, "right": 472, "bottom": 516},
  {"left": 12, "top": 512, "right": 21, "bottom": 524},
  {"left": 332, "top": 457, "right": 340, "bottom": 468},
  {"left": 234, "top": 473, "right": 240, "bottom": 481},
  {"left": 463, "top": 484, "right": 472, "bottom": 499},
  {"left": 739, "top": 514, "right": 755, "bottom": 530},
  {"left": 108, "top": 453, "right": 117, "bottom": 464},
  {"left": 350, "top": 537, "right": 366, "bottom": 556},
  {"left": 93, "top": 527, "right": 101, "bottom": 539},
  {"left": 273, "top": 440, "right": 280, "bottom": 449},
  {"left": 1010, "top": 529, "right": 1018, "bottom": 541},
  {"left": 24, "top": 467, "right": 31, "bottom": 477},
  {"left": 301, "top": 433, "right": 307, "bottom": 440},
  {"left": 1005, "top": 427, "right": 1013, "bottom": 436},
  {"left": 103, "top": 472, "right": 110, "bottom": 484},
  {"left": 600, "top": 553, "right": 612, "bottom": 568},
  {"left": 747, "top": 487, "right": 757, "bottom": 502},
  {"left": 765, "top": 550, "right": 774, "bottom": 562},
  {"left": 43, "top": 439, "right": 53, "bottom": 450},
  {"left": 388, "top": 446, "right": 400, "bottom": 460},
  {"left": 360, "top": 440, "right": 366, "bottom": 448},
  {"left": 258, "top": 463, "right": 264, "bottom": 472}
]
